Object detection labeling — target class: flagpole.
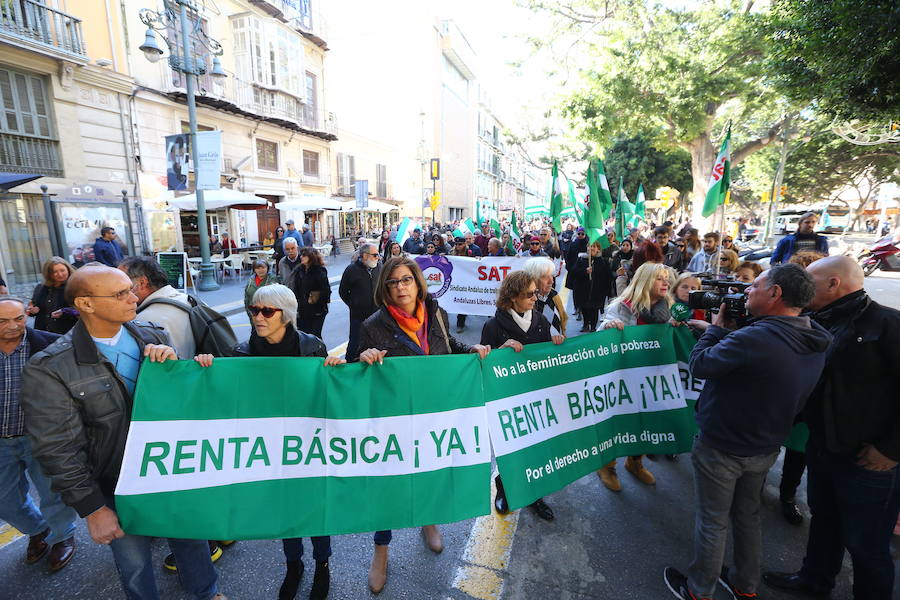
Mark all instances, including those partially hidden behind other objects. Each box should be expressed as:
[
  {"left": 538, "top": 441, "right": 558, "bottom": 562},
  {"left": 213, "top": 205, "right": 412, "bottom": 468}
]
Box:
[{"left": 712, "top": 201, "right": 726, "bottom": 277}]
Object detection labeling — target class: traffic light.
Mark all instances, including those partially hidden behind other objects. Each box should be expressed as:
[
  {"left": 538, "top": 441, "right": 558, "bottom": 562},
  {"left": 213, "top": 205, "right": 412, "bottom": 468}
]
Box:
[
  {"left": 780, "top": 185, "right": 787, "bottom": 196},
  {"left": 761, "top": 191, "right": 770, "bottom": 203},
  {"left": 429, "top": 191, "right": 441, "bottom": 213}
]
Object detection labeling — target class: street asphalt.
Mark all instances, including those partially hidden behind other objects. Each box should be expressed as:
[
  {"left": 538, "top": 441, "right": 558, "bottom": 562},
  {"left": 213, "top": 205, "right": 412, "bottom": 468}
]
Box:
[{"left": 2, "top": 233, "right": 899, "bottom": 599}]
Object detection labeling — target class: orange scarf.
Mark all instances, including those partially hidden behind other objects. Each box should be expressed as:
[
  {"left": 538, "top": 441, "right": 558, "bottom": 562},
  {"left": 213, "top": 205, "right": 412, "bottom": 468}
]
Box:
[{"left": 387, "top": 300, "right": 429, "bottom": 354}]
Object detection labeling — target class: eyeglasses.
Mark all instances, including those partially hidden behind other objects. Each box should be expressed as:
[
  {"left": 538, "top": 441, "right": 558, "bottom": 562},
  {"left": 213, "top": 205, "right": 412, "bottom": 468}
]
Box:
[
  {"left": 522, "top": 289, "right": 538, "bottom": 298},
  {"left": 386, "top": 275, "right": 416, "bottom": 289},
  {"left": 248, "top": 305, "right": 283, "bottom": 318},
  {"left": 364, "top": 252, "right": 379, "bottom": 257},
  {"left": 529, "top": 241, "right": 541, "bottom": 245},
  {"left": 723, "top": 239, "right": 733, "bottom": 244},
  {"left": 577, "top": 232, "right": 586, "bottom": 236},
  {"left": 83, "top": 284, "right": 137, "bottom": 302}
]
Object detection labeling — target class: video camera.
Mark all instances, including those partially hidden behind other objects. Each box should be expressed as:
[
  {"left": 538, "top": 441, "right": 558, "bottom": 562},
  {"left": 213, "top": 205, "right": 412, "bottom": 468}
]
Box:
[{"left": 687, "top": 276, "right": 750, "bottom": 320}]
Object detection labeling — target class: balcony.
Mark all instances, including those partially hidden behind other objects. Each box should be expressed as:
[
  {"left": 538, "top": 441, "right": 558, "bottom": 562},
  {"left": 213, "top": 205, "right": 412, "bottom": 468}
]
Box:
[
  {"left": 0, "top": 0, "right": 86, "bottom": 61},
  {"left": 247, "top": 0, "right": 328, "bottom": 49},
  {"left": 0, "top": 133, "right": 62, "bottom": 177}
]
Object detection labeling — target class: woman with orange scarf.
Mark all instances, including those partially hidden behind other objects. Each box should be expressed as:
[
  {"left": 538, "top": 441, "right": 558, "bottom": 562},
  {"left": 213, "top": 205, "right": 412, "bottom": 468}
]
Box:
[{"left": 356, "top": 256, "right": 490, "bottom": 594}]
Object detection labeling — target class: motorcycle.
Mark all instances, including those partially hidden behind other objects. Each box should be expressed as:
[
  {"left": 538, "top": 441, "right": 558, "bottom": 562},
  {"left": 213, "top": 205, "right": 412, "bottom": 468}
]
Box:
[{"left": 859, "top": 236, "right": 900, "bottom": 276}]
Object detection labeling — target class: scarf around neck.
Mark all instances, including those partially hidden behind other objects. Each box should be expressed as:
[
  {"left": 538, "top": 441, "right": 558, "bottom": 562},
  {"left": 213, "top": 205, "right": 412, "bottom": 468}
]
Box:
[
  {"left": 508, "top": 308, "right": 533, "bottom": 333},
  {"left": 387, "top": 300, "right": 429, "bottom": 354}
]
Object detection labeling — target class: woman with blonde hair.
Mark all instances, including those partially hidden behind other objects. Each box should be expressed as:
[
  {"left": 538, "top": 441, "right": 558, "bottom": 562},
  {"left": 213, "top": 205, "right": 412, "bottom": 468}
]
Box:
[
  {"left": 28, "top": 257, "right": 78, "bottom": 333},
  {"left": 717, "top": 248, "right": 740, "bottom": 274},
  {"left": 596, "top": 262, "right": 676, "bottom": 491}
]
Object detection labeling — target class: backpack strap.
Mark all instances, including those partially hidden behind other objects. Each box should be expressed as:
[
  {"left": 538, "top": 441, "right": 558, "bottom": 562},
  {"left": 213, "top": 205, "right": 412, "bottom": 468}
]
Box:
[
  {"left": 136, "top": 294, "right": 198, "bottom": 314},
  {"left": 434, "top": 306, "right": 451, "bottom": 351}
]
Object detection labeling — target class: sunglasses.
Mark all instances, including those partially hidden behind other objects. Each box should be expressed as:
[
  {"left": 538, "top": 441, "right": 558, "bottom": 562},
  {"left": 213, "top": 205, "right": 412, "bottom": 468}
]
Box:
[
  {"left": 530, "top": 241, "right": 541, "bottom": 245},
  {"left": 577, "top": 232, "right": 585, "bottom": 235},
  {"left": 248, "top": 306, "right": 283, "bottom": 318},
  {"left": 386, "top": 275, "right": 416, "bottom": 289},
  {"left": 522, "top": 289, "right": 538, "bottom": 298}
]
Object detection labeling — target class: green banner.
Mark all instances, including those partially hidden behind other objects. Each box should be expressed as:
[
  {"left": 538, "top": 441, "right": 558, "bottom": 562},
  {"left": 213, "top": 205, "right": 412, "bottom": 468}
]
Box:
[
  {"left": 482, "top": 325, "right": 699, "bottom": 509},
  {"left": 115, "top": 354, "right": 491, "bottom": 540}
]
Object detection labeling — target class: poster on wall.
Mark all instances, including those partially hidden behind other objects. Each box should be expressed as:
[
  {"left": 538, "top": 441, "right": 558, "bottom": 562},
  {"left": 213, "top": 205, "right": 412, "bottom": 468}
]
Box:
[
  {"left": 195, "top": 131, "right": 221, "bottom": 191},
  {"left": 157, "top": 252, "right": 188, "bottom": 291},
  {"left": 165, "top": 133, "right": 191, "bottom": 191},
  {"left": 54, "top": 203, "right": 131, "bottom": 268}
]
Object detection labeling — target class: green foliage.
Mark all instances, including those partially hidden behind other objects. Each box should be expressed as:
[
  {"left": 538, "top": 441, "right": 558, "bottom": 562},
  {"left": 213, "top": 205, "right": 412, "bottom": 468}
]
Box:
[
  {"left": 766, "top": 0, "right": 900, "bottom": 121},
  {"left": 603, "top": 135, "right": 692, "bottom": 198}
]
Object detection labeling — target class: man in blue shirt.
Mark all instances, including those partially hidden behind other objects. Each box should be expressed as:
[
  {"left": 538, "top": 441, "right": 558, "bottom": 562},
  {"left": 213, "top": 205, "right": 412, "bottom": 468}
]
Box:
[
  {"left": 283, "top": 219, "right": 304, "bottom": 247},
  {"left": 0, "top": 296, "right": 77, "bottom": 571},
  {"left": 771, "top": 212, "right": 830, "bottom": 264},
  {"left": 93, "top": 227, "right": 125, "bottom": 267}
]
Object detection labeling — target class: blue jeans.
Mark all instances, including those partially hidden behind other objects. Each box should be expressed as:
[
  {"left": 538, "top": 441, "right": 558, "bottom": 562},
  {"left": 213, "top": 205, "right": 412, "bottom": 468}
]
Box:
[
  {"left": 106, "top": 498, "right": 218, "bottom": 600},
  {"left": 0, "top": 436, "right": 76, "bottom": 544},
  {"left": 346, "top": 319, "right": 363, "bottom": 362},
  {"left": 800, "top": 439, "right": 900, "bottom": 599},
  {"left": 282, "top": 536, "right": 332, "bottom": 562},
  {"left": 687, "top": 438, "right": 778, "bottom": 598}
]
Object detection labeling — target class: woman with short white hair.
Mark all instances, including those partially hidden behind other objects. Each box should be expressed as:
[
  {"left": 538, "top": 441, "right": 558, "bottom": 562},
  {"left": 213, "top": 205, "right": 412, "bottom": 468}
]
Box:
[
  {"left": 194, "top": 283, "right": 343, "bottom": 600},
  {"left": 522, "top": 257, "right": 567, "bottom": 341}
]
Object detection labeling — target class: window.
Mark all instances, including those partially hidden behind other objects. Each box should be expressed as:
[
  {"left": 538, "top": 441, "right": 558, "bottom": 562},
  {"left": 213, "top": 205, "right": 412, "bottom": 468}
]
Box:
[
  {"left": 167, "top": 16, "right": 213, "bottom": 93},
  {"left": 449, "top": 207, "right": 464, "bottom": 221},
  {"left": 336, "top": 152, "right": 355, "bottom": 196},
  {"left": 376, "top": 163, "right": 387, "bottom": 198},
  {"left": 232, "top": 17, "right": 303, "bottom": 97},
  {"left": 0, "top": 67, "right": 60, "bottom": 176},
  {"left": 303, "top": 72, "right": 317, "bottom": 128},
  {"left": 257, "top": 139, "right": 278, "bottom": 171},
  {"left": 303, "top": 150, "right": 319, "bottom": 177}
]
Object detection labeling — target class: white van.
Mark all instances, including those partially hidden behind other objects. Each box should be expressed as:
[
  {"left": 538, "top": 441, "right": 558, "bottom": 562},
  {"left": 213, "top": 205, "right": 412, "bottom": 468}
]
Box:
[{"left": 775, "top": 214, "right": 801, "bottom": 235}]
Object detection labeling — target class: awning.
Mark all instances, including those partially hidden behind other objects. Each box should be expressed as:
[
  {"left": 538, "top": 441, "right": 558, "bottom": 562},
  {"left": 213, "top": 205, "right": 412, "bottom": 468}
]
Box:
[
  {"left": 339, "top": 199, "right": 400, "bottom": 214},
  {"left": 276, "top": 195, "right": 343, "bottom": 211},
  {"left": 0, "top": 173, "right": 42, "bottom": 191},
  {"left": 168, "top": 188, "right": 268, "bottom": 211}
]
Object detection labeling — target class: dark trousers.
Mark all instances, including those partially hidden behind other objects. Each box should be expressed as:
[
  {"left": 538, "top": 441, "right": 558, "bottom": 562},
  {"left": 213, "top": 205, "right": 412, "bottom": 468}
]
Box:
[
  {"left": 346, "top": 318, "right": 363, "bottom": 362},
  {"left": 298, "top": 315, "right": 325, "bottom": 339},
  {"left": 374, "top": 530, "right": 391, "bottom": 546},
  {"left": 780, "top": 448, "right": 806, "bottom": 501},
  {"left": 800, "top": 438, "right": 900, "bottom": 599},
  {"left": 282, "top": 536, "right": 332, "bottom": 562},
  {"left": 582, "top": 307, "right": 600, "bottom": 331},
  {"left": 456, "top": 314, "right": 467, "bottom": 329}
]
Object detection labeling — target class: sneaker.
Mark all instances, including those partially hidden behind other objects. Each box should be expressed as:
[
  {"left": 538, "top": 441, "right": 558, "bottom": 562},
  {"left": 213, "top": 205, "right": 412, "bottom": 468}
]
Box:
[
  {"left": 719, "top": 566, "right": 760, "bottom": 599},
  {"left": 164, "top": 542, "right": 222, "bottom": 572},
  {"left": 664, "top": 567, "right": 710, "bottom": 600}
]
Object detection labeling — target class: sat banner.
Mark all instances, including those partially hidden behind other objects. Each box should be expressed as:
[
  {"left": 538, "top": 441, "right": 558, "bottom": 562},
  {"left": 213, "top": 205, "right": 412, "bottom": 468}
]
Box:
[{"left": 414, "top": 256, "right": 566, "bottom": 317}]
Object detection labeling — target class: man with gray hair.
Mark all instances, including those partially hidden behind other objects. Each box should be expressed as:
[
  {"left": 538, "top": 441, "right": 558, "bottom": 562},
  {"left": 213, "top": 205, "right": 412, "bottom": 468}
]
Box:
[
  {"left": 339, "top": 243, "right": 382, "bottom": 362},
  {"left": 279, "top": 237, "right": 302, "bottom": 290},
  {"left": 665, "top": 263, "right": 832, "bottom": 600},
  {"left": 118, "top": 256, "right": 194, "bottom": 359},
  {"left": 301, "top": 223, "right": 313, "bottom": 247}
]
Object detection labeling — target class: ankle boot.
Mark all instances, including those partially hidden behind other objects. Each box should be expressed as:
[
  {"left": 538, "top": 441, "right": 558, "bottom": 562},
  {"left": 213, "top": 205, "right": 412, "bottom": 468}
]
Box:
[
  {"left": 368, "top": 545, "right": 388, "bottom": 594},
  {"left": 597, "top": 460, "right": 621, "bottom": 491},
  {"left": 421, "top": 524, "right": 443, "bottom": 553},
  {"left": 494, "top": 475, "right": 510, "bottom": 514},
  {"left": 625, "top": 455, "right": 656, "bottom": 485},
  {"left": 309, "top": 560, "right": 330, "bottom": 600},
  {"left": 279, "top": 559, "right": 304, "bottom": 600}
]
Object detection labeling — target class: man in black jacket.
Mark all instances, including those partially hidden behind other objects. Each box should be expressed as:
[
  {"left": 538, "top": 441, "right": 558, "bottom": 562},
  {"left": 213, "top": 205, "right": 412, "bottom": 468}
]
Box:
[
  {"left": 0, "top": 297, "right": 77, "bottom": 571},
  {"left": 339, "top": 243, "right": 382, "bottom": 362},
  {"left": 765, "top": 256, "right": 900, "bottom": 600},
  {"left": 20, "top": 265, "right": 224, "bottom": 599},
  {"left": 665, "top": 263, "right": 831, "bottom": 600},
  {"left": 401, "top": 228, "right": 425, "bottom": 255}
]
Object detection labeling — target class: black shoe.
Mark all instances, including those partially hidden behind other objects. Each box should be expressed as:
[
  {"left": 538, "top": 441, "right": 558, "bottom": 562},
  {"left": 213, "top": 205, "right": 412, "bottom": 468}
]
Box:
[
  {"left": 665, "top": 454, "right": 679, "bottom": 461},
  {"left": 780, "top": 498, "right": 804, "bottom": 525},
  {"left": 763, "top": 571, "right": 829, "bottom": 597},
  {"left": 309, "top": 560, "right": 330, "bottom": 600},
  {"left": 664, "top": 566, "right": 706, "bottom": 599},
  {"left": 579, "top": 325, "right": 590, "bottom": 332},
  {"left": 493, "top": 475, "right": 510, "bottom": 515},
  {"left": 719, "top": 565, "right": 759, "bottom": 599},
  {"left": 529, "top": 498, "right": 554, "bottom": 521},
  {"left": 279, "top": 559, "right": 304, "bottom": 600},
  {"left": 646, "top": 454, "right": 658, "bottom": 460},
  {"left": 576, "top": 313, "right": 583, "bottom": 321},
  {"left": 164, "top": 542, "right": 222, "bottom": 572}
]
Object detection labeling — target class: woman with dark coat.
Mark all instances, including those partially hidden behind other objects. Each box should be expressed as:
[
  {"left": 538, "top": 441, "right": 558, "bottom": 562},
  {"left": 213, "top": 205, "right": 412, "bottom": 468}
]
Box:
[
  {"left": 564, "top": 227, "right": 589, "bottom": 319},
  {"left": 294, "top": 247, "right": 330, "bottom": 337},
  {"left": 28, "top": 257, "right": 78, "bottom": 334},
  {"left": 480, "top": 271, "right": 563, "bottom": 522},
  {"left": 356, "top": 256, "right": 490, "bottom": 594},
  {"left": 272, "top": 226, "right": 286, "bottom": 266},
  {"left": 572, "top": 241, "right": 615, "bottom": 332},
  {"left": 194, "top": 284, "right": 343, "bottom": 600}
]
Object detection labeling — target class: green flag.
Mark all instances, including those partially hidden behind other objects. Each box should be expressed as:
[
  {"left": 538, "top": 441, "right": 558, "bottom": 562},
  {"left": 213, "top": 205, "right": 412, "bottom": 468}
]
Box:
[
  {"left": 582, "top": 161, "right": 605, "bottom": 244},
  {"left": 489, "top": 218, "right": 501, "bottom": 238},
  {"left": 615, "top": 177, "right": 636, "bottom": 242},
  {"left": 594, "top": 158, "right": 613, "bottom": 218},
  {"left": 550, "top": 160, "right": 565, "bottom": 232},
  {"left": 702, "top": 125, "right": 731, "bottom": 218},
  {"left": 629, "top": 183, "right": 646, "bottom": 228},
  {"left": 507, "top": 212, "right": 522, "bottom": 253}
]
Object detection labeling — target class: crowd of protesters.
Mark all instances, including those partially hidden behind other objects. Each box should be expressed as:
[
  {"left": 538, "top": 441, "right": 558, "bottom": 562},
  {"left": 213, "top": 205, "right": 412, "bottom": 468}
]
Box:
[{"left": 1, "top": 208, "right": 899, "bottom": 600}]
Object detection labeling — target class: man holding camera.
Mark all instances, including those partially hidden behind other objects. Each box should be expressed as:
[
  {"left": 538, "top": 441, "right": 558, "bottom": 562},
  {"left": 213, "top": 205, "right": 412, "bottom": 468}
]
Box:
[
  {"left": 665, "top": 264, "right": 831, "bottom": 600},
  {"left": 765, "top": 256, "right": 900, "bottom": 599}
]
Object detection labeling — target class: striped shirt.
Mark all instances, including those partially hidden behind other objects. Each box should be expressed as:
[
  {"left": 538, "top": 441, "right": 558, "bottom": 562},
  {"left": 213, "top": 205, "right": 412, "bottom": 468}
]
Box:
[{"left": 0, "top": 333, "right": 30, "bottom": 437}]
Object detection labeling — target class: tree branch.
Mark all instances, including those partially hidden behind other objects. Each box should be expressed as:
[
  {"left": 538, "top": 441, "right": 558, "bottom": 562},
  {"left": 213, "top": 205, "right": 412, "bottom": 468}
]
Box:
[{"left": 732, "top": 115, "right": 794, "bottom": 165}]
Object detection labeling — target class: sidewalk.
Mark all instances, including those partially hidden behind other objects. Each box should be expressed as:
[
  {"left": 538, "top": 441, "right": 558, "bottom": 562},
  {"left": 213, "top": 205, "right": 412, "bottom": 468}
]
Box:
[{"left": 192, "top": 252, "right": 352, "bottom": 316}]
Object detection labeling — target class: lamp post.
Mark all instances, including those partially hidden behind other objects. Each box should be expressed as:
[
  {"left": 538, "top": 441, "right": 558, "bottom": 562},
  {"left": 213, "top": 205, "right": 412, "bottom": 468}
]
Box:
[{"left": 138, "top": 0, "right": 226, "bottom": 291}]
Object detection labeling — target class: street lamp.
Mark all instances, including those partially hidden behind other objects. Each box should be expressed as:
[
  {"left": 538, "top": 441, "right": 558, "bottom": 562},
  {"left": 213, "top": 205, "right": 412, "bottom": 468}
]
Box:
[{"left": 139, "top": 0, "right": 226, "bottom": 291}]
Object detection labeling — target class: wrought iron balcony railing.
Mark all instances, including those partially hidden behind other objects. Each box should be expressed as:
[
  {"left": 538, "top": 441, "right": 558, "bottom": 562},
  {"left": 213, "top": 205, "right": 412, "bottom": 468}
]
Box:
[{"left": 0, "top": 0, "right": 86, "bottom": 59}]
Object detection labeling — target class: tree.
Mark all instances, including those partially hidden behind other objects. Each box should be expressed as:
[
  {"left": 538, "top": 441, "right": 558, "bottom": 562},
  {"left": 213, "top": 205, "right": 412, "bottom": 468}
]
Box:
[
  {"left": 520, "top": 0, "right": 799, "bottom": 226},
  {"left": 602, "top": 135, "right": 692, "bottom": 199},
  {"left": 766, "top": 0, "right": 900, "bottom": 122}
]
